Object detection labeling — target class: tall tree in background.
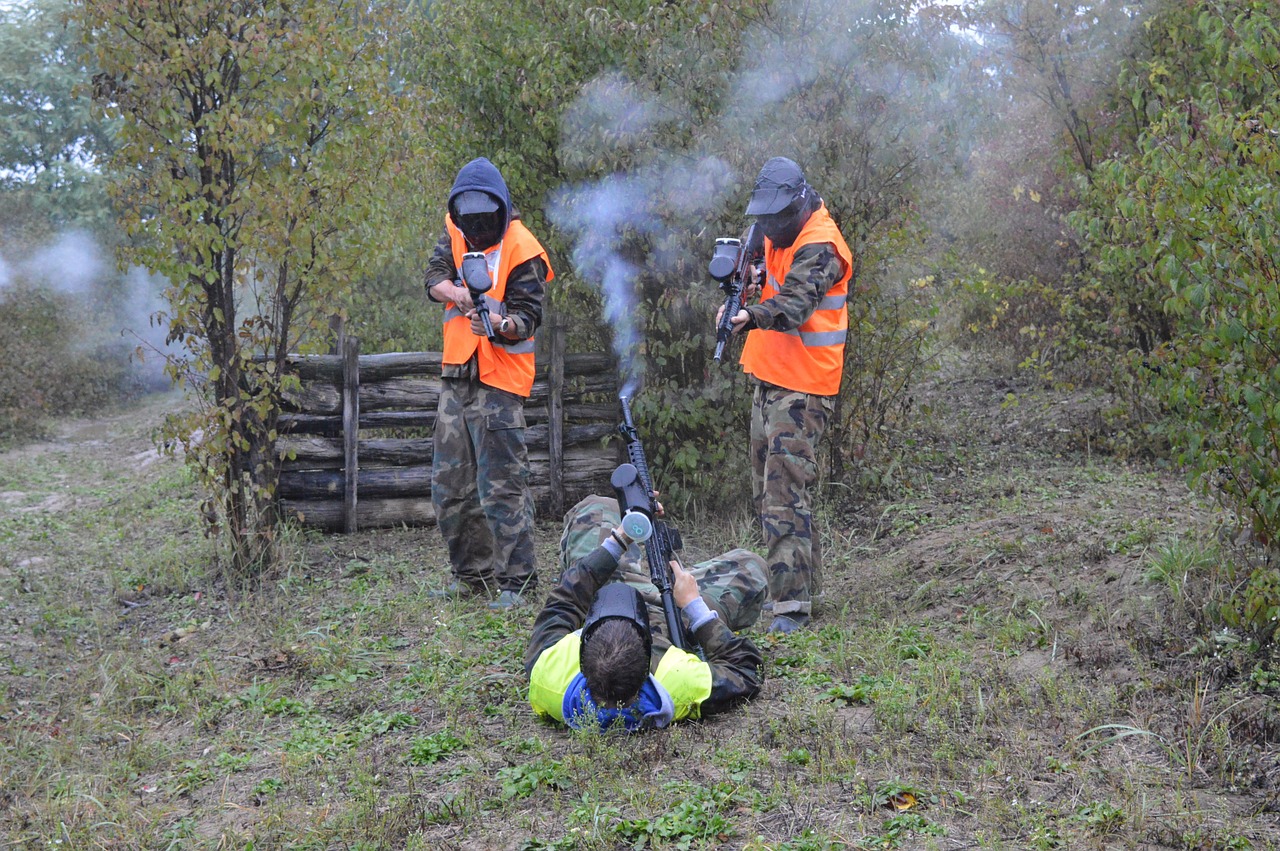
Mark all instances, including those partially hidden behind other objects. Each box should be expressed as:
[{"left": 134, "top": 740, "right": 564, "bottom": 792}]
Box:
[
  {"left": 938, "top": 0, "right": 1157, "bottom": 279},
  {"left": 0, "top": 0, "right": 117, "bottom": 244},
  {"left": 79, "top": 0, "right": 408, "bottom": 576}
]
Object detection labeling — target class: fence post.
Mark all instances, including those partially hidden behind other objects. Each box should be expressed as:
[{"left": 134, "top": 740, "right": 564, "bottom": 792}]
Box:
[
  {"left": 547, "top": 313, "right": 565, "bottom": 519},
  {"left": 329, "top": 314, "right": 346, "bottom": 355},
  {"left": 342, "top": 335, "right": 360, "bottom": 534}
]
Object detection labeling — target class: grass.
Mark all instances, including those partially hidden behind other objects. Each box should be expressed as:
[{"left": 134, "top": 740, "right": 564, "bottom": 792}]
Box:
[{"left": 1, "top": 383, "right": 1278, "bottom": 850}]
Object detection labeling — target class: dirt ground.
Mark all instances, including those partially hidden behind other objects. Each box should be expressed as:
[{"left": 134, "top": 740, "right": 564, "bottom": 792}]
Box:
[{"left": 2, "top": 351, "right": 1279, "bottom": 849}]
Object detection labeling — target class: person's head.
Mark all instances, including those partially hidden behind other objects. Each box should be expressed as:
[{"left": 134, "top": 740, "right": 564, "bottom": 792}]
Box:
[
  {"left": 745, "top": 156, "right": 818, "bottom": 249},
  {"left": 447, "top": 157, "right": 512, "bottom": 251},
  {"left": 579, "top": 583, "right": 652, "bottom": 707}
]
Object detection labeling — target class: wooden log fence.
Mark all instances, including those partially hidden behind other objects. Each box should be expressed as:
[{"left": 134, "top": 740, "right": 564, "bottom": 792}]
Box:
[{"left": 274, "top": 333, "right": 619, "bottom": 532}]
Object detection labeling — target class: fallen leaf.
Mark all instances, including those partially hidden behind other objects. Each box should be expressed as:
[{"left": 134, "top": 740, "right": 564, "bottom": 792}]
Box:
[{"left": 887, "top": 791, "right": 917, "bottom": 811}]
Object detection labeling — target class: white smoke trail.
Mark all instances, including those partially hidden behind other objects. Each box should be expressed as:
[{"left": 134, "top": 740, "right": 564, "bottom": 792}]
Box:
[
  {"left": 0, "top": 230, "right": 179, "bottom": 391},
  {"left": 19, "top": 229, "right": 103, "bottom": 295},
  {"left": 549, "top": 156, "right": 738, "bottom": 398},
  {"left": 548, "top": 175, "right": 651, "bottom": 398}
]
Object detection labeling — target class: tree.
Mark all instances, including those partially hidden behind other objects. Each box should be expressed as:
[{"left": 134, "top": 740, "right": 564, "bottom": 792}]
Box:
[
  {"left": 0, "top": 0, "right": 117, "bottom": 244},
  {"left": 79, "top": 0, "right": 409, "bottom": 576}
]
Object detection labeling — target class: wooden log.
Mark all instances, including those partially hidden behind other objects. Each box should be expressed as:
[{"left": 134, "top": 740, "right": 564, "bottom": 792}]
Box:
[
  {"left": 283, "top": 351, "right": 443, "bottom": 383},
  {"left": 282, "top": 365, "right": 612, "bottom": 416},
  {"left": 283, "top": 381, "right": 342, "bottom": 415},
  {"left": 281, "top": 497, "right": 436, "bottom": 531},
  {"left": 281, "top": 350, "right": 613, "bottom": 383},
  {"left": 282, "top": 480, "right": 616, "bottom": 529},
  {"left": 282, "top": 445, "right": 613, "bottom": 502},
  {"left": 278, "top": 413, "right": 342, "bottom": 436},
  {"left": 564, "top": 402, "right": 622, "bottom": 424},
  {"left": 280, "top": 426, "right": 611, "bottom": 472},
  {"left": 360, "top": 376, "right": 441, "bottom": 411},
  {"left": 278, "top": 435, "right": 345, "bottom": 465},
  {"left": 280, "top": 464, "right": 432, "bottom": 501},
  {"left": 548, "top": 316, "right": 566, "bottom": 519},
  {"left": 279, "top": 404, "right": 618, "bottom": 440}
]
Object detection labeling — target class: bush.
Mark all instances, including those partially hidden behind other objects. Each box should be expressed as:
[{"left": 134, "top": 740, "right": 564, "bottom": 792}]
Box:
[
  {"left": 0, "top": 285, "right": 145, "bottom": 445},
  {"left": 1070, "top": 0, "right": 1280, "bottom": 543},
  {"left": 828, "top": 273, "right": 937, "bottom": 495}
]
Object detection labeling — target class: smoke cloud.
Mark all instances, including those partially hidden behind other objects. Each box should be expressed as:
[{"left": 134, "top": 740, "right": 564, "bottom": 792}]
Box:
[
  {"left": 549, "top": 0, "right": 1160, "bottom": 358},
  {"left": 549, "top": 157, "right": 737, "bottom": 397},
  {"left": 19, "top": 230, "right": 104, "bottom": 295},
  {"left": 0, "top": 230, "right": 179, "bottom": 391}
]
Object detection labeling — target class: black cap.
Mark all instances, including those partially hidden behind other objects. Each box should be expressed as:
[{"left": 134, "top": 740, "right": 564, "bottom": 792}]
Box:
[
  {"left": 452, "top": 189, "right": 501, "bottom": 216},
  {"left": 745, "top": 157, "right": 807, "bottom": 216}
]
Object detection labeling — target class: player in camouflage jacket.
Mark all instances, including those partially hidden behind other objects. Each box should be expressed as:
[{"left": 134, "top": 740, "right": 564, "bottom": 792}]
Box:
[{"left": 524, "top": 495, "right": 767, "bottom": 731}]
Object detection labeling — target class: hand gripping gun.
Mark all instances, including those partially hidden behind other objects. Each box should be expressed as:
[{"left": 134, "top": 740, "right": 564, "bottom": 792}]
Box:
[
  {"left": 460, "top": 251, "right": 499, "bottom": 342},
  {"left": 707, "top": 223, "right": 763, "bottom": 362}
]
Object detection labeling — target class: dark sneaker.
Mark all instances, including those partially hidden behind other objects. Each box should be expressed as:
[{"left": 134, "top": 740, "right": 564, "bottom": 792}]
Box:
[
  {"left": 427, "top": 580, "right": 483, "bottom": 600},
  {"left": 487, "top": 590, "right": 524, "bottom": 610},
  {"left": 767, "top": 614, "right": 808, "bottom": 634}
]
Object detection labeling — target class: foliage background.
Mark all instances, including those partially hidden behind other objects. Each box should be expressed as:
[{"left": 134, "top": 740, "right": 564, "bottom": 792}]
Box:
[{"left": 1, "top": 0, "right": 1278, "bottom": 618}]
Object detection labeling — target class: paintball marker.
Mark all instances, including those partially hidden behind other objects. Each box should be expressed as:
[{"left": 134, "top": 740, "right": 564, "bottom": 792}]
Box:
[
  {"left": 612, "top": 395, "right": 689, "bottom": 651},
  {"left": 707, "top": 223, "right": 763, "bottom": 362},
  {"left": 460, "top": 251, "right": 499, "bottom": 342}
]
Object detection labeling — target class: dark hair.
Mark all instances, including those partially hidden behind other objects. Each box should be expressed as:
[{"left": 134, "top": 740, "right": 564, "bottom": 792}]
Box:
[{"left": 580, "top": 619, "right": 649, "bottom": 706}]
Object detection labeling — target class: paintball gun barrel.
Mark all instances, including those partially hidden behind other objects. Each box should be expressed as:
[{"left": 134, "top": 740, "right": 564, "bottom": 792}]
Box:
[
  {"left": 707, "top": 223, "right": 763, "bottom": 362},
  {"left": 613, "top": 395, "right": 689, "bottom": 651},
  {"left": 460, "top": 251, "right": 499, "bottom": 342}
]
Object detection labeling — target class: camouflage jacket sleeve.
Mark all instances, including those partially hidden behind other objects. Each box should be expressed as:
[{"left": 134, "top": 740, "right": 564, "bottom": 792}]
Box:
[
  {"left": 744, "top": 242, "right": 844, "bottom": 332},
  {"left": 422, "top": 229, "right": 455, "bottom": 296},
  {"left": 524, "top": 545, "right": 618, "bottom": 675},
  {"left": 498, "top": 255, "right": 546, "bottom": 342},
  {"left": 691, "top": 615, "right": 763, "bottom": 715}
]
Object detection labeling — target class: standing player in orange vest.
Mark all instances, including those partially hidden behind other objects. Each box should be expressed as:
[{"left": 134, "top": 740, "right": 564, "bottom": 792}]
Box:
[
  {"left": 717, "top": 157, "right": 854, "bottom": 633},
  {"left": 423, "top": 157, "right": 554, "bottom": 610}
]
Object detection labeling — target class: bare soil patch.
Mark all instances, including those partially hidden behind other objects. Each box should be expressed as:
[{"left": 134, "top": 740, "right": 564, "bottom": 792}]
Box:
[{"left": 2, "top": 366, "right": 1278, "bottom": 849}]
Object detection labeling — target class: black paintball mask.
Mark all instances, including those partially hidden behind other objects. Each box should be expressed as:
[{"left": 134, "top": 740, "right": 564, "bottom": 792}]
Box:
[
  {"left": 581, "top": 582, "right": 653, "bottom": 661},
  {"left": 450, "top": 190, "right": 506, "bottom": 251},
  {"left": 746, "top": 156, "right": 813, "bottom": 249}
]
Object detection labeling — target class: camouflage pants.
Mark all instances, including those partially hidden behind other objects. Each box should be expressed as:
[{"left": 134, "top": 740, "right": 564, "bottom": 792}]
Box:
[
  {"left": 751, "top": 383, "right": 832, "bottom": 617},
  {"left": 560, "top": 495, "right": 769, "bottom": 646},
  {"left": 432, "top": 377, "right": 536, "bottom": 593}
]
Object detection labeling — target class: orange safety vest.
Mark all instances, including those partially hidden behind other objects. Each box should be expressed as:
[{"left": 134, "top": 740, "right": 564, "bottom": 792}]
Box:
[
  {"left": 442, "top": 217, "right": 554, "bottom": 397},
  {"left": 739, "top": 204, "right": 853, "bottom": 396}
]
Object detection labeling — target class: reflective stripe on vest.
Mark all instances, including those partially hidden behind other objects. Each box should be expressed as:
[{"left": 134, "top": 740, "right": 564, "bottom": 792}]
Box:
[
  {"left": 441, "top": 217, "right": 553, "bottom": 397},
  {"left": 739, "top": 204, "right": 853, "bottom": 396}
]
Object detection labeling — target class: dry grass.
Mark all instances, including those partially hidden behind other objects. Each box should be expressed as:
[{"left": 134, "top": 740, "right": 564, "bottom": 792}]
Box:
[{"left": 1, "top": 363, "right": 1278, "bottom": 850}]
